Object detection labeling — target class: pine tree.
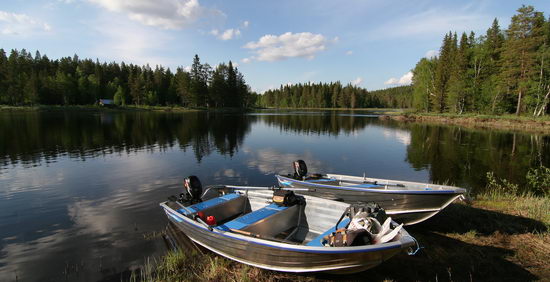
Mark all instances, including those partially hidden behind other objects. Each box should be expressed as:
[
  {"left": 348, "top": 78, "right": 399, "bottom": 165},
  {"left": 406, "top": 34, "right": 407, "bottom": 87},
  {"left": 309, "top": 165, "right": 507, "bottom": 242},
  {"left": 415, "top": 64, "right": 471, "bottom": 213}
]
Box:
[
  {"left": 500, "top": 5, "right": 546, "bottom": 115},
  {"left": 530, "top": 16, "right": 550, "bottom": 116},
  {"left": 478, "top": 18, "right": 505, "bottom": 113},
  {"left": 189, "top": 54, "right": 209, "bottom": 107}
]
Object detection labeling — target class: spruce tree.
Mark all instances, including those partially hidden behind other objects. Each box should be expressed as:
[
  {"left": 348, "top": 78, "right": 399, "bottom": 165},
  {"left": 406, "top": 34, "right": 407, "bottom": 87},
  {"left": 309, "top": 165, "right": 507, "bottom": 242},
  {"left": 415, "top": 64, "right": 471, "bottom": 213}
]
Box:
[
  {"left": 447, "top": 33, "right": 471, "bottom": 113},
  {"left": 432, "top": 32, "right": 456, "bottom": 112}
]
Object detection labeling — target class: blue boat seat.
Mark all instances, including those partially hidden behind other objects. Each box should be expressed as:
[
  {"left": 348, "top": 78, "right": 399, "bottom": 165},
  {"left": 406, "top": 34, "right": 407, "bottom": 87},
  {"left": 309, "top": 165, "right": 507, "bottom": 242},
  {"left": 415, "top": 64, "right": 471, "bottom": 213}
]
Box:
[
  {"left": 177, "top": 193, "right": 241, "bottom": 215},
  {"left": 305, "top": 218, "right": 351, "bottom": 246},
  {"left": 216, "top": 203, "right": 288, "bottom": 231}
]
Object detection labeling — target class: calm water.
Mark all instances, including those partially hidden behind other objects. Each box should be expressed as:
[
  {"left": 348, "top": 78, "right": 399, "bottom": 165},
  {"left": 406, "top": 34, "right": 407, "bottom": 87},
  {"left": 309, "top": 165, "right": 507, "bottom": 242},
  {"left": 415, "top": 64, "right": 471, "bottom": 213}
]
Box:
[{"left": 0, "top": 110, "right": 548, "bottom": 281}]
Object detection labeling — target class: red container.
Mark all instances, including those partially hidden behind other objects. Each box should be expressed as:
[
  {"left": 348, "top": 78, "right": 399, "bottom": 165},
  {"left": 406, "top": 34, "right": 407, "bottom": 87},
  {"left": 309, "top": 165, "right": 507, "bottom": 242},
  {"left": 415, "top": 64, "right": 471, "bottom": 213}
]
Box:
[{"left": 206, "top": 215, "right": 216, "bottom": 226}]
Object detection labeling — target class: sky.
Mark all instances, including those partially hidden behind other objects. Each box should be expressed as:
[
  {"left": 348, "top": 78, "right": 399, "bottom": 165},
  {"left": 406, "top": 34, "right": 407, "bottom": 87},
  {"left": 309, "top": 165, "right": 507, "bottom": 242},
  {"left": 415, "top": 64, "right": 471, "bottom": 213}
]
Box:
[{"left": 1, "top": 0, "right": 549, "bottom": 93}]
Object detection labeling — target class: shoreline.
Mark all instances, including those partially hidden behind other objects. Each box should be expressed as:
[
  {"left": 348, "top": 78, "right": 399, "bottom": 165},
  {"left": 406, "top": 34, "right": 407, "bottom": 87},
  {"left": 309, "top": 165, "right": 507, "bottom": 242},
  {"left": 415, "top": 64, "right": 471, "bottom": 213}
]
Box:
[
  {"left": 0, "top": 105, "right": 256, "bottom": 113},
  {"left": 2, "top": 105, "right": 549, "bottom": 133},
  {"left": 380, "top": 113, "right": 550, "bottom": 134}
]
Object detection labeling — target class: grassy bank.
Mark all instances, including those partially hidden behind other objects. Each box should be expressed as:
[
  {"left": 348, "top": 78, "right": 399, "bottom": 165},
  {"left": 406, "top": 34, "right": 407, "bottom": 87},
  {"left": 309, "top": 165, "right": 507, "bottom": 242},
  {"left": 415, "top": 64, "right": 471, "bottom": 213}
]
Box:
[
  {"left": 381, "top": 113, "right": 550, "bottom": 134},
  {"left": 133, "top": 192, "right": 549, "bottom": 281}
]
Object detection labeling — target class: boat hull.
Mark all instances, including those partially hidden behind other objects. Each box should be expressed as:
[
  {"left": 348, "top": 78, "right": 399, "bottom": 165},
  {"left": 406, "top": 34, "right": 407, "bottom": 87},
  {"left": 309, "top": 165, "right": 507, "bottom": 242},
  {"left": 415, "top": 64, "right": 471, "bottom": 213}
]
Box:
[
  {"left": 276, "top": 175, "right": 465, "bottom": 225},
  {"left": 161, "top": 202, "right": 414, "bottom": 274}
]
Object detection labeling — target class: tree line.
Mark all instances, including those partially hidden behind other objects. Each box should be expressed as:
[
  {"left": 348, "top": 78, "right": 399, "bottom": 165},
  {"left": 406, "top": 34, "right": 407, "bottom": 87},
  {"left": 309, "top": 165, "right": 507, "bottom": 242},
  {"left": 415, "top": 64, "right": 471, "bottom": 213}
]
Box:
[
  {"left": 257, "top": 82, "right": 408, "bottom": 109},
  {"left": 412, "top": 5, "right": 550, "bottom": 116},
  {"left": 0, "top": 51, "right": 257, "bottom": 107},
  {"left": 368, "top": 85, "right": 412, "bottom": 109}
]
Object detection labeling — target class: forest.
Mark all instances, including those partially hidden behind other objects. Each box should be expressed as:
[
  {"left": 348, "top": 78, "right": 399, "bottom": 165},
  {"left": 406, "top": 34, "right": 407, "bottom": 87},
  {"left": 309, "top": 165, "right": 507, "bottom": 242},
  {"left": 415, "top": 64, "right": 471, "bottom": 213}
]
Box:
[
  {"left": 412, "top": 5, "right": 550, "bottom": 116},
  {"left": 0, "top": 52, "right": 257, "bottom": 108},
  {"left": 256, "top": 82, "right": 412, "bottom": 109}
]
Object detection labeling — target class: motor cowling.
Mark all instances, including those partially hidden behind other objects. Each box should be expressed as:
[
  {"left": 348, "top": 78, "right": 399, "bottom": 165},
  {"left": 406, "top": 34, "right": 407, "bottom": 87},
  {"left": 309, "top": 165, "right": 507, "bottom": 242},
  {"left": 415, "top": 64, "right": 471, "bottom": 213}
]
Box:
[
  {"left": 184, "top": 176, "right": 203, "bottom": 203},
  {"left": 293, "top": 160, "right": 308, "bottom": 179}
]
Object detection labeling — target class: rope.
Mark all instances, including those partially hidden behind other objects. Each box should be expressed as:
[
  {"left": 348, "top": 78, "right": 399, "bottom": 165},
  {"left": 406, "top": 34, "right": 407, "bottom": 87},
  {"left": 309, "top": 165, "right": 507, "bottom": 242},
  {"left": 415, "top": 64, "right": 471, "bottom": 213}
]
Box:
[{"left": 405, "top": 235, "right": 424, "bottom": 255}]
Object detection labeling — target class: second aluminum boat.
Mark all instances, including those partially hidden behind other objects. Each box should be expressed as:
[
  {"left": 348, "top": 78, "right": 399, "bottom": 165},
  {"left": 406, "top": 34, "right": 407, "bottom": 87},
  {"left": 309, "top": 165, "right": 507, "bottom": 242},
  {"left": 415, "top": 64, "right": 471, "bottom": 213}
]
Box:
[{"left": 276, "top": 160, "right": 467, "bottom": 225}]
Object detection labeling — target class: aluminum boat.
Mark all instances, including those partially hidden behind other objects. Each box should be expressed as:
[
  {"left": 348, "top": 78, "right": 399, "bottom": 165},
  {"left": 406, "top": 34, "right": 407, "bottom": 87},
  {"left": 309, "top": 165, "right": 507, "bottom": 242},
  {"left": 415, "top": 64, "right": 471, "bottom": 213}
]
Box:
[
  {"left": 276, "top": 160, "right": 467, "bottom": 225},
  {"left": 160, "top": 178, "right": 417, "bottom": 274}
]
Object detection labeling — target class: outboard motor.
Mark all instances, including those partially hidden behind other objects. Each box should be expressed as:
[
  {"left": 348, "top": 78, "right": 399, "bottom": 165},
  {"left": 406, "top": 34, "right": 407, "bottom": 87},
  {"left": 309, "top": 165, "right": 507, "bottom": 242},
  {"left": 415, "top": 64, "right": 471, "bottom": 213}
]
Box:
[
  {"left": 184, "top": 176, "right": 203, "bottom": 203},
  {"left": 293, "top": 160, "right": 308, "bottom": 180}
]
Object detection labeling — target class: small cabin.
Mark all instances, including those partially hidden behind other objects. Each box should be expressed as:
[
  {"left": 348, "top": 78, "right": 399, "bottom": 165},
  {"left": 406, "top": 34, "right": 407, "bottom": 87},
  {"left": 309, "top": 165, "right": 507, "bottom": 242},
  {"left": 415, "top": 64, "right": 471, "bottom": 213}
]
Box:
[{"left": 98, "top": 99, "right": 115, "bottom": 107}]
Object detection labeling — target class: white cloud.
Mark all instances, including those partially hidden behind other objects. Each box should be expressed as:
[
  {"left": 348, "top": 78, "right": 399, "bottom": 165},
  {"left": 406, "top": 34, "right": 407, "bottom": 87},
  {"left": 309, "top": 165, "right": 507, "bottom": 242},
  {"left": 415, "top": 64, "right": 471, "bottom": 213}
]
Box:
[
  {"left": 241, "top": 57, "right": 251, "bottom": 64},
  {"left": 351, "top": 77, "right": 363, "bottom": 86},
  {"left": 91, "top": 15, "right": 173, "bottom": 67},
  {"left": 384, "top": 71, "right": 413, "bottom": 86},
  {"left": 0, "top": 11, "right": 52, "bottom": 35},
  {"left": 88, "top": 0, "right": 223, "bottom": 29},
  {"left": 211, "top": 28, "right": 240, "bottom": 40},
  {"left": 425, "top": 49, "right": 438, "bottom": 58},
  {"left": 346, "top": 50, "right": 353, "bottom": 55},
  {"left": 243, "top": 32, "right": 333, "bottom": 62},
  {"left": 242, "top": 20, "right": 249, "bottom": 28},
  {"left": 371, "top": 7, "right": 490, "bottom": 39}
]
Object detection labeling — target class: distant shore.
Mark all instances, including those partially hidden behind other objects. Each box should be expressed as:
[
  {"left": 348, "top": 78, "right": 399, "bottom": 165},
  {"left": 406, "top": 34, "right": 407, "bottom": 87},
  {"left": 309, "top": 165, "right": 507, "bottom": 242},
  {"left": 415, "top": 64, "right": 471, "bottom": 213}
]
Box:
[
  {"left": 0, "top": 105, "right": 255, "bottom": 113},
  {"left": 380, "top": 113, "right": 550, "bottom": 134}
]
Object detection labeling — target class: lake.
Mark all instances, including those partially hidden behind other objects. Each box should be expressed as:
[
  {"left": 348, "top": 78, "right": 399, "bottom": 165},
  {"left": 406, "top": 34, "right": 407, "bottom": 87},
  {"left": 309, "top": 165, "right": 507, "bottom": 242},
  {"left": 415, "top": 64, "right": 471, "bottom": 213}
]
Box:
[{"left": 0, "top": 110, "right": 548, "bottom": 281}]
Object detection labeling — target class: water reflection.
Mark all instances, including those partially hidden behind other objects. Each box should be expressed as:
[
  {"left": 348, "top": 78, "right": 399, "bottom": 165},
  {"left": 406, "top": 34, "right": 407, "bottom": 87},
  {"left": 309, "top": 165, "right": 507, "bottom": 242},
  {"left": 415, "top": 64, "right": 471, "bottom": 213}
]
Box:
[
  {"left": 254, "top": 111, "right": 376, "bottom": 135},
  {"left": 405, "top": 124, "right": 550, "bottom": 193},
  {"left": 0, "top": 110, "right": 548, "bottom": 281},
  {"left": 0, "top": 112, "right": 252, "bottom": 167}
]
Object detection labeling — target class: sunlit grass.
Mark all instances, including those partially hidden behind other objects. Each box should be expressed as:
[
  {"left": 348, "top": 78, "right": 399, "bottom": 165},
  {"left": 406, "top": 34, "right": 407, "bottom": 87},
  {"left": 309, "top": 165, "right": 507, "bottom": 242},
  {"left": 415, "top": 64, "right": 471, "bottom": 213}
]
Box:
[{"left": 476, "top": 192, "right": 550, "bottom": 229}]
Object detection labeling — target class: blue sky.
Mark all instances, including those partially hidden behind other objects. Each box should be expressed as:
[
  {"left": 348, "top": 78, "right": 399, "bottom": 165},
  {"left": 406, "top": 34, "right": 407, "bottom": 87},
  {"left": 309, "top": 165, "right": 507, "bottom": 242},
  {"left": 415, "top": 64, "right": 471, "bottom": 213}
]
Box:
[{"left": 1, "top": 0, "right": 549, "bottom": 92}]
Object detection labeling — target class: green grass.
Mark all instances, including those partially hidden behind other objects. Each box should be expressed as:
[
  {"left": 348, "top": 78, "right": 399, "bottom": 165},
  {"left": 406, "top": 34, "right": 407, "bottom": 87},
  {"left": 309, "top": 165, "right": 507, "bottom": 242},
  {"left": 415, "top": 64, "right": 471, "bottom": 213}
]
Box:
[
  {"left": 383, "top": 111, "right": 550, "bottom": 134},
  {"left": 132, "top": 248, "right": 316, "bottom": 282},
  {"left": 475, "top": 192, "right": 550, "bottom": 229}
]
